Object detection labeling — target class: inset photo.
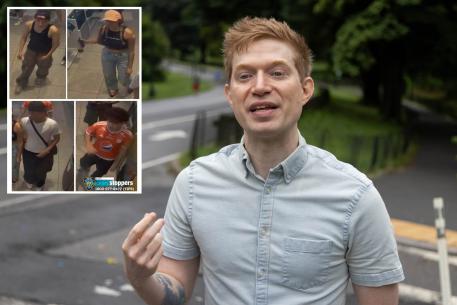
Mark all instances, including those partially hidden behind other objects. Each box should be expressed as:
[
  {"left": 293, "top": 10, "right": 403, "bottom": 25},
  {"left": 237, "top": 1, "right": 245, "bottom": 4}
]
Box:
[
  {"left": 75, "top": 101, "right": 138, "bottom": 191},
  {"left": 9, "top": 9, "right": 66, "bottom": 99},
  {"left": 11, "top": 100, "right": 74, "bottom": 192},
  {"left": 67, "top": 9, "right": 140, "bottom": 99}
]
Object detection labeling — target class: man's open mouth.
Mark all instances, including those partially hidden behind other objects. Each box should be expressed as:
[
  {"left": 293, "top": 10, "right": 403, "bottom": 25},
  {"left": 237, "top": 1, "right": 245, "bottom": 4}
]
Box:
[{"left": 249, "top": 103, "right": 278, "bottom": 112}]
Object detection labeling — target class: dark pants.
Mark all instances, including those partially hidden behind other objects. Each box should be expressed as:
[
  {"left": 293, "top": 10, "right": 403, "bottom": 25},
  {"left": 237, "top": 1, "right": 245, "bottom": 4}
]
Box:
[
  {"left": 23, "top": 149, "right": 53, "bottom": 187},
  {"left": 16, "top": 49, "right": 53, "bottom": 87},
  {"left": 80, "top": 153, "right": 114, "bottom": 177}
]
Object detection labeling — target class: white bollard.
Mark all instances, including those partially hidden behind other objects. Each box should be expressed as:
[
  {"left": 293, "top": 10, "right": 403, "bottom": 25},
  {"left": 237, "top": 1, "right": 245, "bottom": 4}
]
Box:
[{"left": 433, "top": 197, "right": 453, "bottom": 305}]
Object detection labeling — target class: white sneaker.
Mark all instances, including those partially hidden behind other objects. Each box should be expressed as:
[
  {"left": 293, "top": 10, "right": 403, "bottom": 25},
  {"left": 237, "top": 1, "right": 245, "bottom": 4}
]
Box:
[
  {"left": 34, "top": 186, "right": 44, "bottom": 191},
  {"left": 25, "top": 182, "right": 33, "bottom": 190}
]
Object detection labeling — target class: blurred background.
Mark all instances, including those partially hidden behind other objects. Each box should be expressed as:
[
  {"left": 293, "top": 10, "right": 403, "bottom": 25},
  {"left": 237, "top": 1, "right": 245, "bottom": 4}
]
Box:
[{"left": 1, "top": 1, "right": 457, "bottom": 305}]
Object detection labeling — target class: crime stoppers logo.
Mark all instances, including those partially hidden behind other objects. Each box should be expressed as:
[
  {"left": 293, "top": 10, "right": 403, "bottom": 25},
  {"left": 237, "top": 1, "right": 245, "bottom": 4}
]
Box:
[
  {"left": 82, "top": 177, "right": 134, "bottom": 191},
  {"left": 83, "top": 178, "right": 96, "bottom": 191}
]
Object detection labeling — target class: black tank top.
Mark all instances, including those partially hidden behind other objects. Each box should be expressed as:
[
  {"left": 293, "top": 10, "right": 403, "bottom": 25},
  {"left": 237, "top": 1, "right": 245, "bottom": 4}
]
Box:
[
  {"left": 99, "top": 25, "right": 128, "bottom": 50},
  {"left": 28, "top": 22, "right": 53, "bottom": 54}
]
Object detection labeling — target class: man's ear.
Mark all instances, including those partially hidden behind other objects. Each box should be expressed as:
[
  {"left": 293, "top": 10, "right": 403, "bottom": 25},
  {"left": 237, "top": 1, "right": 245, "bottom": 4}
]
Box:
[
  {"left": 224, "top": 83, "right": 234, "bottom": 107},
  {"left": 301, "top": 77, "right": 314, "bottom": 107}
]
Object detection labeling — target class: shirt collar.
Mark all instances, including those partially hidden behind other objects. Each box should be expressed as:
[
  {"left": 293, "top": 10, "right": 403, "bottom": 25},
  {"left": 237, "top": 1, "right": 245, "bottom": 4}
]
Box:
[{"left": 238, "top": 131, "right": 308, "bottom": 184}]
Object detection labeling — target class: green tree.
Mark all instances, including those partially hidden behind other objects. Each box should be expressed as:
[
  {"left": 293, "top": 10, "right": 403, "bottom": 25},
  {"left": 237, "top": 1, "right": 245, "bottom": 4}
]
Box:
[
  {"left": 141, "top": 13, "right": 170, "bottom": 92},
  {"left": 314, "top": 0, "right": 457, "bottom": 121}
]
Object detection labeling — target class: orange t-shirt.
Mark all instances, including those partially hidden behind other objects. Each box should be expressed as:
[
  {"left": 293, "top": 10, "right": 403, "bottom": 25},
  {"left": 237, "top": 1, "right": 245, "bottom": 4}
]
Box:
[{"left": 86, "top": 121, "right": 133, "bottom": 160}]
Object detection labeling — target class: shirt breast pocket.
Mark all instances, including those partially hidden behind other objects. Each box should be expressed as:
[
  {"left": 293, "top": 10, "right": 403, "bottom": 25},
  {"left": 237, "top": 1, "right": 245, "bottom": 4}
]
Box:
[{"left": 280, "top": 237, "right": 332, "bottom": 291}]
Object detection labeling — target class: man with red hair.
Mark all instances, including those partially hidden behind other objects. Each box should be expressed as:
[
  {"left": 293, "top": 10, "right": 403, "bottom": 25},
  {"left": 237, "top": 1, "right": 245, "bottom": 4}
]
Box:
[{"left": 123, "top": 17, "right": 404, "bottom": 305}]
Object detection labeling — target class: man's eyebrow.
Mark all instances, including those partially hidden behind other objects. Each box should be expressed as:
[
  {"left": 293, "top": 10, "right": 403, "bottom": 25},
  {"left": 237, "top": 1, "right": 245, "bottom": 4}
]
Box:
[{"left": 233, "top": 60, "right": 292, "bottom": 71}]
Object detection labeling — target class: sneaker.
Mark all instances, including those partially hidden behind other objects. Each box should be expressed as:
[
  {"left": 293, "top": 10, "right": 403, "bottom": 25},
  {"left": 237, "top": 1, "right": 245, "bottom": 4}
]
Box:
[
  {"left": 108, "top": 89, "right": 118, "bottom": 97},
  {"left": 14, "top": 85, "right": 23, "bottom": 95},
  {"left": 25, "top": 182, "right": 33, "bottom": 190},
  {"left": 35, "top": 78, "right": 46, "bottom": 86},
  {"left": 34, "top": 186, "right": 44, "bottom": 191}
]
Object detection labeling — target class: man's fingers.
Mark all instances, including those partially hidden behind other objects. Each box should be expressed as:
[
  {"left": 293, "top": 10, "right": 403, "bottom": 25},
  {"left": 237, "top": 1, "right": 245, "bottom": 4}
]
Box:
[
  {"left": 122, "top": 213, "right": 157, "bottom": 250},
  {"left": 136, "top": 232, "right": 163, "bottom": 266},
  {"left": 146, "top": 245, "right": 163, "bottom": 270},
  {"left": 128, "top": 218, "right": 164, "bottom": 259}
]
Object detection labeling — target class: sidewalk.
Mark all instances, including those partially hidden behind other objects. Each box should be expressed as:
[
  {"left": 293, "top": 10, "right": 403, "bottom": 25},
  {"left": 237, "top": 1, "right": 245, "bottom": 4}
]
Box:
[
  {"left": 67, "top": 9, "right": 140, "bottom": 99},
  {"left": 375, "top": 110, "right": 457, "bottom": 231}
]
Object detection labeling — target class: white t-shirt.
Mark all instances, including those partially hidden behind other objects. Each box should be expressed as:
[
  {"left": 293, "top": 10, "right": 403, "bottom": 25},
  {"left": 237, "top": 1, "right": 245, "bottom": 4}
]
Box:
[{"left": 21, "top": 117, "right": 60, "bottom": 153}]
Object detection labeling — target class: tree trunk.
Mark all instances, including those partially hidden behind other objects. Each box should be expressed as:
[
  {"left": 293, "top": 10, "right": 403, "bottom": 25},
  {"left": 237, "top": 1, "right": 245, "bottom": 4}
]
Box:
[
  {"left": 379, "top": 41, "right": 405, "bottom": 122},
  {"left": 361, "top": 65, "right": 380, "bottom": 107},
  {"left": 199, "top": 41, "right": 207, "bottom": 64}
]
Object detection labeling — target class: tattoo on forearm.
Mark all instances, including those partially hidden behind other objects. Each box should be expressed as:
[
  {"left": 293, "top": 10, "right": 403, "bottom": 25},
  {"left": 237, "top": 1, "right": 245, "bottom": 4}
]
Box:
[{"left": 154, "top": 273, "right": 186, "bottom": 305}]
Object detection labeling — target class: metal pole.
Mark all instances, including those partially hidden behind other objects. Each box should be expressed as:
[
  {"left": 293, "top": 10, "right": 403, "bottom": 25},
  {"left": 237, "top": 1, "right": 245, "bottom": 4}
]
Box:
[{"left": 433, "top": 197, "right": 452, "bottom": 305}]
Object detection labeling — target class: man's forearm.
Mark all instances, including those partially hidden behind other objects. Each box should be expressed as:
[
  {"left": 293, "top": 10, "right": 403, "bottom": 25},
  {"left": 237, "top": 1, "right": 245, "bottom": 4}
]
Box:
[
  {"left": 45, "top": 35, "right": 60, "bottom": 57},
  {"left": 18, "top": 37, "right": 27, "bottom": 55},
  {"left": 134, "top": 272, "right": 186, "bottom": 305},
  {"left": 128, "top": 50, "right": 134, "bottom": 71}
]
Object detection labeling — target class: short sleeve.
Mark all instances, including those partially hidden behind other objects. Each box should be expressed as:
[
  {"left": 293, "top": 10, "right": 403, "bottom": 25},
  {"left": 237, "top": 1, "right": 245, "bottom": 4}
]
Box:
[
  {"left": 162, "top": 167, "right": 200, "bottom": 260},
  {"left": 85, "top": 124, "right": 96, "bottom": 136},
  {"left": 51, "top": 120, "right": 61, "bottom": 138},
  {"left": 347, "top": 183, "right": 405, "bottom": 287}
]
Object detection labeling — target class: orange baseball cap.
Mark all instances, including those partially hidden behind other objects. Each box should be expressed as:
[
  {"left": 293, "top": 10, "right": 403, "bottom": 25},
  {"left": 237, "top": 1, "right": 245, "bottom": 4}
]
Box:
[{"left": 103, "top": 10, "right": 122, "bottom": 22}]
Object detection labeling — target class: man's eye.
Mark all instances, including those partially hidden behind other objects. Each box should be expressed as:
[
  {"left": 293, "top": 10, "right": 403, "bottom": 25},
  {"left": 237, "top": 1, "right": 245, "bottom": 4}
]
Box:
[
  {"left": 271, "top": 70, "right": 287, "bottom": 78},
  {"left": 238, "top": 73, "right": 252, "bottom": 81}
]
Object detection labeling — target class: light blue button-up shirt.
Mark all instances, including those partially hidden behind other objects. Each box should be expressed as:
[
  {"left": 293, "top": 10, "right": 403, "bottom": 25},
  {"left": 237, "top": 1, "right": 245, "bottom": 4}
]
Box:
[{"left": 162, "top": 134, "right": 404, "bottom": 305}]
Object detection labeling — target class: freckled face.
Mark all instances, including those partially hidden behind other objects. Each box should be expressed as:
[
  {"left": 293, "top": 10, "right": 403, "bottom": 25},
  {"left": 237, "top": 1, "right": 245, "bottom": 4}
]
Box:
[{"left": 224, "top": 39, "right": 314, "bottom": 140}]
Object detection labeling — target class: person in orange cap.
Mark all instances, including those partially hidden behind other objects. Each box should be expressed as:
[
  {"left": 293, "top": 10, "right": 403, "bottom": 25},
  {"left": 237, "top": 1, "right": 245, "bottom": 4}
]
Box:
[
  {"left": 82, "top": 9, "right": 136, "bottom": 98},
  {"left": 21, "top": 100, "right": 54, "bottom": 117}
]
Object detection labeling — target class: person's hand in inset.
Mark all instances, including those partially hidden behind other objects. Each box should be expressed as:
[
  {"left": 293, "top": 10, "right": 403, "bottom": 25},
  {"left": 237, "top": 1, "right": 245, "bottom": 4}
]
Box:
[
  {"left": 122, "top": 213, "right": 165, "bottom": 288},
  {"left": 38, "top": 54, "right": 50, "bottom": 61},
  {"left": 36, "top": 150, "right": 49, "bottom": 158},
  {"left": 86, "top": 145, "right": 97, "bottom": 155}
]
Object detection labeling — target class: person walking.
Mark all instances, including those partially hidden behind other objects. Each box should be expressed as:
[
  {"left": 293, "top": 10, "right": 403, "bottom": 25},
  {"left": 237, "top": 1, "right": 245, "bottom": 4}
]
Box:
[
  {"left": 17, "top": 101, "right": 60, "bottom": 191},
  {"left": 81, "top": 10, "right": 136, "bottom": 98},
  {"left": 79, "top": 107, "right": 133, "bottom": 179},
  {"left": 14, "top": 10, "right": 60, "bottom": 95}
]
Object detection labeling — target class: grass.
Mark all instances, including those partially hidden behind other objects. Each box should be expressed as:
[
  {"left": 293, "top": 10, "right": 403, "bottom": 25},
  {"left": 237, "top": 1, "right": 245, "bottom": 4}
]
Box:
[
  {"left": 142, "top": 71, "right": 214, "bottom": 100},
  {"left": 299, "top": 86, "right": 407, "bottom": 173}
]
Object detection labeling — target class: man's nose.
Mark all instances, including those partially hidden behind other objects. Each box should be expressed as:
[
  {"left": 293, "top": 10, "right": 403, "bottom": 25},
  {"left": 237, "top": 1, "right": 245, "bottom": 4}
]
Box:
[{"left": 252, "top": 71, "right": 271, "bottom": 96}]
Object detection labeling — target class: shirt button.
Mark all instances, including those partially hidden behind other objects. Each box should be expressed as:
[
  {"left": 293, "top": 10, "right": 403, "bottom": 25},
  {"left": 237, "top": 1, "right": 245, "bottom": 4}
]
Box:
[
  {"left": 258, "top": 268, "right": 265, "bottom": 279},
  {"left": 260, "top": 227, "right": 268, "bottom": 237}
]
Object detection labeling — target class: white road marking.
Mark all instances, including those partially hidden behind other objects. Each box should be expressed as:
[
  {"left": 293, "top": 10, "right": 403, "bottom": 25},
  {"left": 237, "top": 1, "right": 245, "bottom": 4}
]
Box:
[
  {"left": 398, "top": 244, "right": 457, "bottom": 266},
  {"left": 143, "top": 114, "right": 195, "bottom": 130},
  {"left": 148, "top": 130, "right": 187, "bottom": 141},
  {"left": 142, "top": 108, "right": 231, "bottom": 130},
  {"left": 0, "top": 123, "right": 7, "bottom": 131},
  {"left": 399, "top": 283, "right": 457, "bottom": 304},
  {"left": 94, "top": 285, "right": 121, "bottom": 297},
  {"left": 0, "top": 147, "right": 7, "bottom": 155},
  {"left": 119, "top": 284, "right": 134, "bottom": 292},
  {"left": 142, "top": 152, "right": 182, "bottom": 170}
]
